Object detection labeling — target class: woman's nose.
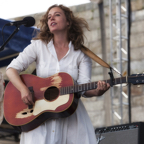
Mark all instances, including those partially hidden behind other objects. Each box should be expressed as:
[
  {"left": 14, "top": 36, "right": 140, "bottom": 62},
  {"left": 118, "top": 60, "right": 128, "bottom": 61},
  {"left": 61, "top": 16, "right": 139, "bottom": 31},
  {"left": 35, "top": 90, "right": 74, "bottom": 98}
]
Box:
[{"left": 50, "top": 15, "right": 55, "bottom": 20}]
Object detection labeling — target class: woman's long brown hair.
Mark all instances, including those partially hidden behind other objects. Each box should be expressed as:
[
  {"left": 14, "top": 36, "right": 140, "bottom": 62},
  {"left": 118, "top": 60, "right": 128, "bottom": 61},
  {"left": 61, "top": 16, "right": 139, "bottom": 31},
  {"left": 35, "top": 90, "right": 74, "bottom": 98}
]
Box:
[{"left": 33, "top": 4, "right": 89, "bottom": 50}]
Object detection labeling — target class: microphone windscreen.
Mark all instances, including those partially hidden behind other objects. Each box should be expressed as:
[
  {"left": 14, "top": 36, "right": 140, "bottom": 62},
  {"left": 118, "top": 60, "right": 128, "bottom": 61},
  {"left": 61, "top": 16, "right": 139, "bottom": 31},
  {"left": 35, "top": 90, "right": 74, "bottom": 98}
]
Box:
[{"left": 23, "top": 16, "right": 35, "bottom": 27}]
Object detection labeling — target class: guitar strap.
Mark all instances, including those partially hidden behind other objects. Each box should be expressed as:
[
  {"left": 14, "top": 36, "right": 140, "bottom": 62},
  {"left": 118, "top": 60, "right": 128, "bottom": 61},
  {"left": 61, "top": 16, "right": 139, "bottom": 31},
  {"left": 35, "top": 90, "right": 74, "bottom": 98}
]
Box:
[
  {"left": 80, "top": 47, "right": 111, "bottom": 69},
  {"left": 80, "top": 47, "right": 123, "bottom": 83}
]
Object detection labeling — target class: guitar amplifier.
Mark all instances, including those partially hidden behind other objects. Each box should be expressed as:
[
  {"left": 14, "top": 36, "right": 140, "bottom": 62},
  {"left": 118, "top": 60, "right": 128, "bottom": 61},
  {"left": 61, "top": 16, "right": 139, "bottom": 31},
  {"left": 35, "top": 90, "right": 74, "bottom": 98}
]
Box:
[{"left": 95, "top": 122, "right": 144, "bottom": 144}]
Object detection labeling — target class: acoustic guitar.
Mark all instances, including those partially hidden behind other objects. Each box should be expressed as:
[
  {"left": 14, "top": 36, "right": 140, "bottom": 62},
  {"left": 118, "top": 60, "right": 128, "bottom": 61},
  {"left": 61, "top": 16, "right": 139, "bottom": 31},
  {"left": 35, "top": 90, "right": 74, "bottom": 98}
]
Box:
[{"left": 3, "top": 72, "right": 144, "bottom": 132}]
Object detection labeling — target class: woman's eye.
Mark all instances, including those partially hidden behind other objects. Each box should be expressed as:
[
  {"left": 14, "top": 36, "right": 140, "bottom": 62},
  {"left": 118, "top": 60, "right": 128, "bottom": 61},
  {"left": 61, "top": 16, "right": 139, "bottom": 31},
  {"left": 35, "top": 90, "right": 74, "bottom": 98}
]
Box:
[
  {"left": 56, "top": 14, "right": 60, "bottom": 16},
  {"left": 48, "top": 14, "right": 60, "bottom": 20}
]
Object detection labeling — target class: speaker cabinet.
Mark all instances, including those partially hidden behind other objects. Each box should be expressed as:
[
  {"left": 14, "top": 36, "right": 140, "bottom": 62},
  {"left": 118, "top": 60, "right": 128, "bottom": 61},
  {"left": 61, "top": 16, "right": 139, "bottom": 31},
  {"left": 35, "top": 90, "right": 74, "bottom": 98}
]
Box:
[{"left": 95, "top": 122, "right": 144, "bottom": 144}]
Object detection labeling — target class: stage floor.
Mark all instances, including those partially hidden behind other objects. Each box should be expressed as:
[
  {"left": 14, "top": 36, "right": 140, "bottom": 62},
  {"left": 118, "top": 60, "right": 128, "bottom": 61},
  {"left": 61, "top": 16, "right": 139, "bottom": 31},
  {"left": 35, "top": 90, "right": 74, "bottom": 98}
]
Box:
[
  {"left": 0, "top": 123, "right": 20, "bottom": 144},
  {"left": 0, "top": 139, "right": 19, "bottom": 144}
]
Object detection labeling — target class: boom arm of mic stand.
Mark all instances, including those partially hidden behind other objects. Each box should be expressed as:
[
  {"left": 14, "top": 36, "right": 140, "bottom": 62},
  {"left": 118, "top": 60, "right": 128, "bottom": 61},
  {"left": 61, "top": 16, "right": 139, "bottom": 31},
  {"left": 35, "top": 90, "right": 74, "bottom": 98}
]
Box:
[{"left": 0, "top": 26, "right": 20, "bottom": 52}]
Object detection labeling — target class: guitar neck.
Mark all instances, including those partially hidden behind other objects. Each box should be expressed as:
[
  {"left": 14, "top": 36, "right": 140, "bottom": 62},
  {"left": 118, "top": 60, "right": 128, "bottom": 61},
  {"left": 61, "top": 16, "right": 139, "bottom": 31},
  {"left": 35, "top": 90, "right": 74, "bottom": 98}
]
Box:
[{"left": 60, "top": 77, "right": 127, "bottom": 95}]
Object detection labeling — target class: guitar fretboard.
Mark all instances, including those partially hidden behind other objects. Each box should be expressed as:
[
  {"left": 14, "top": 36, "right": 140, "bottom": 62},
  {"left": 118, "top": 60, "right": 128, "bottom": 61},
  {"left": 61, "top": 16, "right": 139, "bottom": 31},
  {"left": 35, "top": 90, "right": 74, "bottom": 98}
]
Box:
[{"left": 60, "top": 77, "right": 127, "bottom": 95}]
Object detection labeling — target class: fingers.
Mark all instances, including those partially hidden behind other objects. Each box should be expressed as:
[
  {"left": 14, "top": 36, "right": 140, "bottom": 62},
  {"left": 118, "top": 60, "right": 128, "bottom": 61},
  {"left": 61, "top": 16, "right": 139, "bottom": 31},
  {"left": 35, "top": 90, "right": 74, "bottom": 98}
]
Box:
[
  {"left": 97, "top": 81, "right": 110, "bottom": 90},
  {"left": 95, "top": 81, "right": 110, "bottom": 96},
  {"left": 22, "top": 94, "right": 34, "bottom": 105},
  {"left": 21, "top": 89, "right": 34, "bottom": 106}
]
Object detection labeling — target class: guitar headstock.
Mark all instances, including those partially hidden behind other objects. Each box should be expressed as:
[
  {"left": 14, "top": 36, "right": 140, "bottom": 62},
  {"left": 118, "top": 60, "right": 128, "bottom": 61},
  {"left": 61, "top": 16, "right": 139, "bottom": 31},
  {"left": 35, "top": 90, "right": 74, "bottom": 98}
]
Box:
[{"left": 128, "top": 73, "right": 144, "bottom": 85}]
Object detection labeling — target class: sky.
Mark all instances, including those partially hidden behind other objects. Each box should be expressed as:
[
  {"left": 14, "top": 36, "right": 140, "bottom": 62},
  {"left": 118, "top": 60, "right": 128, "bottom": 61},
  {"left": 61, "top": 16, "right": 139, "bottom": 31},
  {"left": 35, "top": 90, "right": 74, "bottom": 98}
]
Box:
[{"left": 0, "top": 0, "right": 90, "bottom": 19}]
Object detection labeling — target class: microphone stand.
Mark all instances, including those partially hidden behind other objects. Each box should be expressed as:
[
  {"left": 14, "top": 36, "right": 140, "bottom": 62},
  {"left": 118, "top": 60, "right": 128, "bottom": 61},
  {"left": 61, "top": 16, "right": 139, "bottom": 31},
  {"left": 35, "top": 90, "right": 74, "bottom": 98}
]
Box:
[{"left": 0, "top": 26, "right": 20, "bottom": 52}]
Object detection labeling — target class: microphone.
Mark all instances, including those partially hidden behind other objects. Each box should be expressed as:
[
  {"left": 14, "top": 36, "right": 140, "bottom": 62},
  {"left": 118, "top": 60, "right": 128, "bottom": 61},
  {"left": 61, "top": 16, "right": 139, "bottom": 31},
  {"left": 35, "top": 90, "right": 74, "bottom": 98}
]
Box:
[{"left": 6, "top": 16, "right": 35, "bottom": 27}]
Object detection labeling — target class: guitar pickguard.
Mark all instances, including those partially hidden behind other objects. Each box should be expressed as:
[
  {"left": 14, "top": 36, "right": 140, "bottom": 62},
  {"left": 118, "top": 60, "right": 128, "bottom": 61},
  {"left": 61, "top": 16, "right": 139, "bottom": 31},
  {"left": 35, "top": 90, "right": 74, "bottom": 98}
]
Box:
[
  {"left": 33, "top": 94, "right": 69, "bottom": 115},
  {"left": 15, "top": 94, "right": 70, "bottom": 119}
]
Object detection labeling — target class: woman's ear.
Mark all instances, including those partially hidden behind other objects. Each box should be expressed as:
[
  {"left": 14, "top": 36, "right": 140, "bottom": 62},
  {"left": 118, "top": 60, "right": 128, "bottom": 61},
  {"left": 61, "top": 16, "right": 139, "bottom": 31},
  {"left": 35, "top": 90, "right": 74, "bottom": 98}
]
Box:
[
  {"left": 67, "top": 21, "right": 71, "bottom": 29},
  {"left": 67, "top": 21, "right": 69, "bottom": 26}
]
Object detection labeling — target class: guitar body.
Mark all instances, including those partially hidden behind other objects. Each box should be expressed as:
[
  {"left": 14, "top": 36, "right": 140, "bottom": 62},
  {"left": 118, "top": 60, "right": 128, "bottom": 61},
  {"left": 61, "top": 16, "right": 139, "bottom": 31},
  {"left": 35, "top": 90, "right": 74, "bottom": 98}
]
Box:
[{"left": 4, "top": 72, "right": 79, "bottom": 132}]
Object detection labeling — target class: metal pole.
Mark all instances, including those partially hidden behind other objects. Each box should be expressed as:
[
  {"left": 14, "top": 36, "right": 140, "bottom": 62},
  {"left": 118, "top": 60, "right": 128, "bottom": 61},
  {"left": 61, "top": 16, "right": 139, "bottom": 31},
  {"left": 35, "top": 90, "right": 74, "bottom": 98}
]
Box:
[
  {"left": 109, "top": 0, "right": 114, "bottom": 125},
  {"left": 117, "top": 0, "right": 123, "bottom": 124},
  {"left": 98, "top": 1, "right": 111, "bottom": 126},
  {"left": 127, "top": 0, "right": 131, "bottom": 123}
]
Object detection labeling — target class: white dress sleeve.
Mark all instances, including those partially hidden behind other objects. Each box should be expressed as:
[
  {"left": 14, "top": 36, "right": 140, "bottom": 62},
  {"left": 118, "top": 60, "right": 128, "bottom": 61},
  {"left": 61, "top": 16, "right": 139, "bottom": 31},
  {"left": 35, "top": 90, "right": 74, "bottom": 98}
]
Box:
[
  {"left": 77, "top": 52, "right": 92, "bottom": 97},
  {"left": 6, "top": 40, "right": 37, "bottom": 73},
  {"left": 77, "top": 53, "right": 92, "bottom": 84}
]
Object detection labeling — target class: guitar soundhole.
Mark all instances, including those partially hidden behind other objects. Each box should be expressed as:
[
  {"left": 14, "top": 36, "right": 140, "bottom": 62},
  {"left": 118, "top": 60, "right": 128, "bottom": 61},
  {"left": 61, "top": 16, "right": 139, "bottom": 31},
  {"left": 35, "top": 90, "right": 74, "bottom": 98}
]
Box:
[{"left": 44, "top": 86, "right": 59, "bottom": 101}]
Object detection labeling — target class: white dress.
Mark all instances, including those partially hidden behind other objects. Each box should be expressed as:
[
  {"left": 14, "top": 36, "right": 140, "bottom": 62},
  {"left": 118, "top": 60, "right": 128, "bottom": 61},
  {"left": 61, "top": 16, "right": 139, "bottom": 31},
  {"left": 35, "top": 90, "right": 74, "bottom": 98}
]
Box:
[{"left": 7, "top": 39, "right": 97, "bottom": 144}]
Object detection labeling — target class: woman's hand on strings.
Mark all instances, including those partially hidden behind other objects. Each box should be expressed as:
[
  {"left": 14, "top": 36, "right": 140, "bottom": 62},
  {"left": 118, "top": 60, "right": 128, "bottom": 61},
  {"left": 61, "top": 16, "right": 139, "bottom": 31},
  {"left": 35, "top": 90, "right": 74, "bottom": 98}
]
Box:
[{"left": 95, "top": 81, "right": 110, "bottom": 96}]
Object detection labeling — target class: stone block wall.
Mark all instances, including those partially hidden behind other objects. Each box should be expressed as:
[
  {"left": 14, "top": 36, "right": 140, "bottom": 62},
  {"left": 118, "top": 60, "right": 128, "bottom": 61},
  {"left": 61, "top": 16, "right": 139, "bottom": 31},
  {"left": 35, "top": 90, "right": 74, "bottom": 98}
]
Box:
[
  {"left": 70, "top": 0, "right": 144, "bottom": 128},
  {"left": 129, "top": 1, "right": 144, "bottom": 126}
]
